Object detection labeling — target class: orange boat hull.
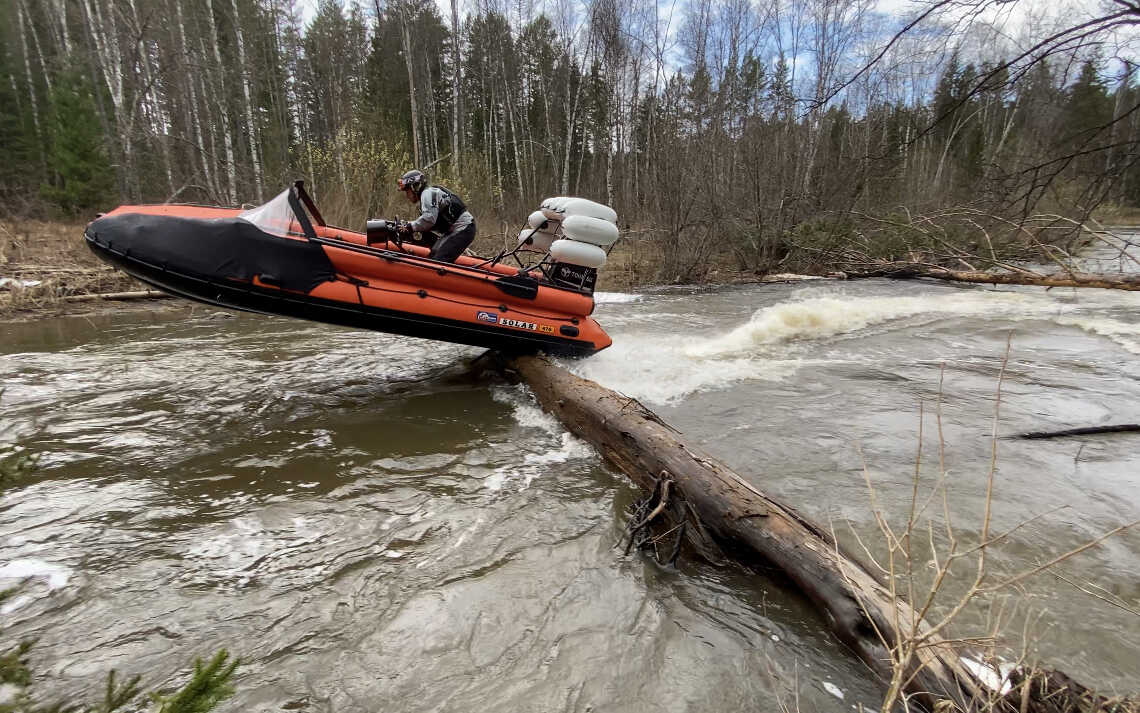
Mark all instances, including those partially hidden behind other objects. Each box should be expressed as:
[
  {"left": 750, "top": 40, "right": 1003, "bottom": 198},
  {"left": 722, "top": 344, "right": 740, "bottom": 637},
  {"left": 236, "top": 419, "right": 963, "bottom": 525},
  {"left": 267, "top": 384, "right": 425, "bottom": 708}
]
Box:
[{"left": 85, "top": 202, "right": 612, "bottom": 357}]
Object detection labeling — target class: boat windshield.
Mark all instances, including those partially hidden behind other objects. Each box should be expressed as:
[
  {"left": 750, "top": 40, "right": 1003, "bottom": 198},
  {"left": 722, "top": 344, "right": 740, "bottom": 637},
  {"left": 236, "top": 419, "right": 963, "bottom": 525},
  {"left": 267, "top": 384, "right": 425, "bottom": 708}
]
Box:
[{"left": 238, "top": 189, "right": 306, "bottom": 238}]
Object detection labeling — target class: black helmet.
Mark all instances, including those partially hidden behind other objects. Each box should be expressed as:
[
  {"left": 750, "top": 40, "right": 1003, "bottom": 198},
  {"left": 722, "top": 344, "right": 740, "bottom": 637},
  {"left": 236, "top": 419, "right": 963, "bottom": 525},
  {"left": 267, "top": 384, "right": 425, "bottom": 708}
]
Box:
[{"left": 397, "top": 169, "right": 427, "bottom": 195}]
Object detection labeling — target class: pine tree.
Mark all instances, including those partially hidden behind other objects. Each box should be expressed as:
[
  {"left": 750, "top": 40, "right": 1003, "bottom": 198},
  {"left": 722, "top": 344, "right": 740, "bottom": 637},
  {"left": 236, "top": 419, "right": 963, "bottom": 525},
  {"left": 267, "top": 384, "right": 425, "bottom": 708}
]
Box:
[{"left": 39, "top": 71, "right": 113, "bottom": 214}]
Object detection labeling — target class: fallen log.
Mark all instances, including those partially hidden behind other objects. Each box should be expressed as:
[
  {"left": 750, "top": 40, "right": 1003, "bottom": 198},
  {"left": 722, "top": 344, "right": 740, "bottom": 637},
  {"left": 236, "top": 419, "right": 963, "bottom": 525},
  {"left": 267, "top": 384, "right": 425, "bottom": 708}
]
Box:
[
  {"left": 62, "top": 290, "right": 173, "bottom": 302},
  {"left": 504, "top": 354, "right": 989, "bottom": 711},
  {"left": 1010, "top": 424, "right": 1140, "bottom": 439},
  {"left": 847, "top": 266, "right": 1140, "bottom": 291}
]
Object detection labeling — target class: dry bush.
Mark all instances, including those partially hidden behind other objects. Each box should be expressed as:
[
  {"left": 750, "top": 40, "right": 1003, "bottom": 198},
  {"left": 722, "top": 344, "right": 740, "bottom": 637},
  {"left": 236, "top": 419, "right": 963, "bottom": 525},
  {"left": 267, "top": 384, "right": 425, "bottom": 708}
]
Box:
[{"left": 849, "top": 348, "right": 1139, "bottom": 712}]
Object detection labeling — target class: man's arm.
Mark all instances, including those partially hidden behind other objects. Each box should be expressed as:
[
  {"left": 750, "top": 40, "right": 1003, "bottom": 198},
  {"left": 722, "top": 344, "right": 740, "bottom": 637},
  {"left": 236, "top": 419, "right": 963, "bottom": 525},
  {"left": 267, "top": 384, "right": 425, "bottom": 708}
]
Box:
[{"left": 409, "top": 188, "right": 440, "bottom": 232}]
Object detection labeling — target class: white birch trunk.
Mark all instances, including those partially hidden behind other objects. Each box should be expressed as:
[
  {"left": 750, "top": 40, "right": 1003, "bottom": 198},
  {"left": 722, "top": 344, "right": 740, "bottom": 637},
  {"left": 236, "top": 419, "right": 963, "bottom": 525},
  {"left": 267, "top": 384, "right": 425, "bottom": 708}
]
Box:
[
  {"left": 20, "top": 0, "right": 53, "bottom": 95},
  {"left": 127, "top": 0, "right": 174, "bottom": 194},
  {"left": 399, "top": 2, "right": 421, "bottom": 167},
  {"left": 16, "top": 1, "right": 43, "bottom": 139},
  {"left": 205, "top": 0, "right": 237, "bottom": 204},
  {"left": 230, "top": 0, "right": 264, "bottom": 202},
  {"left": 52, "top": 0, "right": 71, "bottom": 56},
  {"left": 174, "top": 0, "right": 215, "bottom": 198},
  {"left": 501, "top": 57, "right": 526, "bottom": 202},
  {"left": 449, "top": 0, "right": 461, "bottom": 175}
]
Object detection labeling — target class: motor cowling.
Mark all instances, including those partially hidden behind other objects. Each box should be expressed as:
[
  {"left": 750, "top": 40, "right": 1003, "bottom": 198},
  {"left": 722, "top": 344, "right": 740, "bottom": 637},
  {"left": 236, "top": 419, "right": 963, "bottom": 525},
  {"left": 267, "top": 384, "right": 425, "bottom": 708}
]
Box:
[{"left": 366, "top": 219, "right": 397, "bottom": 245}]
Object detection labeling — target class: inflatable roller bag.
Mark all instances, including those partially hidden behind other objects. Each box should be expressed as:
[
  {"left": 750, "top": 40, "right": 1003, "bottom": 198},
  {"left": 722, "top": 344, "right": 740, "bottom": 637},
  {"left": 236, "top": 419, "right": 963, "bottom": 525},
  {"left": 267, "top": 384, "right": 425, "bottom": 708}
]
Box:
[
  {"left": 561, "top": 214, "right": 619, "bottom": 247},
  {"left": 517, "top": 228, "right": 555, "bottom": 251},
  {"left": 550, "top": 239, "right": 607, "bottom": 268},
  {"left": 560, "top": 197, "right": 617, "bottom": 224},
  {"left": 527, "top": 210, "right": 552, "bottom": 230}
]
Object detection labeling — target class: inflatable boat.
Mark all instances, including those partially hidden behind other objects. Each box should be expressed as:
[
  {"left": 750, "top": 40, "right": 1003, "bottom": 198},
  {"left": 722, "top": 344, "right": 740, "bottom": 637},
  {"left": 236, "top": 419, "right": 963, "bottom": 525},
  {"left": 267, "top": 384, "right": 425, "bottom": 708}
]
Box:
[{"left": 84, "top": 182, "right": 614, "bottom": 357}]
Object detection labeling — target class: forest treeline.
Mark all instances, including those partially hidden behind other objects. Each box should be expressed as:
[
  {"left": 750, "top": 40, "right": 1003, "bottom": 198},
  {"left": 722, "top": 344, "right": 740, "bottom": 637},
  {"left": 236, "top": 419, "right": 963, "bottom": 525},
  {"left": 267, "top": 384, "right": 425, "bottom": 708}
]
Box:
[{"left": 2, "top": 0, "right": 1139, "bottom": 280}]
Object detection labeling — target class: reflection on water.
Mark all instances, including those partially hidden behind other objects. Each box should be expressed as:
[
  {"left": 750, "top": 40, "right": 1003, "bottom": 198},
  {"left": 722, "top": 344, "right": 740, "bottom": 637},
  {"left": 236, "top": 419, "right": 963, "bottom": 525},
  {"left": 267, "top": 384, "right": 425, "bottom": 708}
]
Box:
[{"left": 3, "top": 257, "right": 1140, "bottom": 710}]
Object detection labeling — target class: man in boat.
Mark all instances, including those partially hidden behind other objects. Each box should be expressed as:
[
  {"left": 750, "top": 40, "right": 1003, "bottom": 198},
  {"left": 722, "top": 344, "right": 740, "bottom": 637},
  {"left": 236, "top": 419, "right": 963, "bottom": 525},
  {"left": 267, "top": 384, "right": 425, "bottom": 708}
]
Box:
[{"left": 397, "top": 170, "right": 477, "bottom": 263}]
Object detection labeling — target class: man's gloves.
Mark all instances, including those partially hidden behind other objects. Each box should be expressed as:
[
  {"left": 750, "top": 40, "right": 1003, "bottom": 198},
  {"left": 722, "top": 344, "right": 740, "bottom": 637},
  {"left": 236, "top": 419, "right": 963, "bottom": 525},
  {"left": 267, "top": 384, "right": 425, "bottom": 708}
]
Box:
[{"left": 397, "top": 222, "right": 413, "bottom": 236}]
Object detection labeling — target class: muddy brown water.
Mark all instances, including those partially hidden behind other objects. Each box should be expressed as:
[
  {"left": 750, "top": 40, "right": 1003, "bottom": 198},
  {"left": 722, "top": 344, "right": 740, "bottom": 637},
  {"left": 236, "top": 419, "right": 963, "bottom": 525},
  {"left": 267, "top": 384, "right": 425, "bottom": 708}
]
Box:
[{"left": 3, "top": 253, "right": 1139, "bottom": 711}]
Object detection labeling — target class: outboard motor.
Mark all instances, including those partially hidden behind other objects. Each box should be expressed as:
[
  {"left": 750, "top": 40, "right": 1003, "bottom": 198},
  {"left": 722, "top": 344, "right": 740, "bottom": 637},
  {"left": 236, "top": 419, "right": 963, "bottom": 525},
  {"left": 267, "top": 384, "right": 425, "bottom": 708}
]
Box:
[
  {"left": 366, "top": 218, "right": 437, "bottom": 248},
  {"left": 365, "top": 218, "right": 397, "bottom": 245}
]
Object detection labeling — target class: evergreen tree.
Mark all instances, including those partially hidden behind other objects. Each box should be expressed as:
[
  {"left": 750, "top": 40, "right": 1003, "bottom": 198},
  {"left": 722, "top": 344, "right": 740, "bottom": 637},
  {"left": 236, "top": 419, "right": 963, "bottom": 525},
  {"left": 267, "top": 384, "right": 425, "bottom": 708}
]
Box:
[{"left": 39, "top": 72, "right": 114, "bottom": 214}]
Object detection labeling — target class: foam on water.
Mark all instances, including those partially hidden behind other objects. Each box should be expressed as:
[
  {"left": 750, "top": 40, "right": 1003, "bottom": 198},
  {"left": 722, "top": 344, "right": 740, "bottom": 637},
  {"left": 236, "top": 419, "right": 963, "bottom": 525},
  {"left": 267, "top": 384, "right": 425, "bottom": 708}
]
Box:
[
  {"left": 577, "top": 289, "right": 1140, "bottom": 404},
  {"left": 0, "top": 559, "right": 72, "bottom": 590},
  {"left": 686, "top": 292, "right": 1043, "bottom": 358},
  {"left": 483, "top": 432, "right": 595, "bottom": 491},
  {"left": 574, "top": 337, "right": 807, "bottom": 405},
  {"left": 491, "top": 385, "right": 562, "bottom": 436},
  {"left": 486, "top": 386, "right": 596, "bottom": 490},
  {"left": 594, "top": 292, "right": 642, "bottom": 304},
  {"left": 0, "top": 559, "right": 73, "bottom": 613}
]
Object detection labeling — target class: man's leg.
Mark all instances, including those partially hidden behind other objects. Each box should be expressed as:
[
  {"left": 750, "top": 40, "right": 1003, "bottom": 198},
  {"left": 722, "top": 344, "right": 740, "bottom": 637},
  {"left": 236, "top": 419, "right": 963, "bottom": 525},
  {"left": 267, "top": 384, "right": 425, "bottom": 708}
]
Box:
[{"left": 429, "top": 222, "right": 477, "bottom": 262}]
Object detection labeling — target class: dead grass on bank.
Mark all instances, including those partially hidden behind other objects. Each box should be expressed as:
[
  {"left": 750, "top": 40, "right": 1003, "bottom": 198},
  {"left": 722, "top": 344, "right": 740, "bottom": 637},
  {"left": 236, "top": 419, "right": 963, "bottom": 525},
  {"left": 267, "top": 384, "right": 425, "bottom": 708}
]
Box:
[{"left": 0, "top": 218, "right": 146, "bottom": 319}]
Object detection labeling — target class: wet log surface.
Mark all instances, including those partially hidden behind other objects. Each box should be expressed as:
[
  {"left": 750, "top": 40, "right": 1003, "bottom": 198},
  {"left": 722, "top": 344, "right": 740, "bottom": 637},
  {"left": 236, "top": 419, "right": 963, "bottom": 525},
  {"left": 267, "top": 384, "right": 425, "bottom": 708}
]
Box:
[
  {"left": 504, "top": 354, "right": 987, "bottom": 711},
  {"left": 1003, "top": 669, "right": 1139, "bottom": 713}
]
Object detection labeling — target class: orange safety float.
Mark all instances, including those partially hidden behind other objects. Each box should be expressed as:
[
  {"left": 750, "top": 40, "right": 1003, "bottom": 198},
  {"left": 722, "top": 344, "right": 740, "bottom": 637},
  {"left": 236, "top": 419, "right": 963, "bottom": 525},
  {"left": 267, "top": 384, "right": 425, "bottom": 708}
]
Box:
[{"left": 84, "top": 182, "right": 613, "bottom": 357}]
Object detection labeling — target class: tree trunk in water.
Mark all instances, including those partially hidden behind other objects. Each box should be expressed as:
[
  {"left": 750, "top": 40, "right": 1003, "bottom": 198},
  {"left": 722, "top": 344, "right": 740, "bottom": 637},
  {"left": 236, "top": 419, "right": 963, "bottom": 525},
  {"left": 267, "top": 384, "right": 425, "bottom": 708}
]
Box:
[
  {"left": 847, "top": 266, "right": 1140, "bottom": 291},
  {"left": 503, "top": 354, "right": 988, "bottom": 711}
]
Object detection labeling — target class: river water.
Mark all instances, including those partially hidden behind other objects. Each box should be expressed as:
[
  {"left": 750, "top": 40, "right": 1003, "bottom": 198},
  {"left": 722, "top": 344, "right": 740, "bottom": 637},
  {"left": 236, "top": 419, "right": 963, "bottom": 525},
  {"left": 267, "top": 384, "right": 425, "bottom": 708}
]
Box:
[{"left": 3, "top": 257, "right": 1139, "bottom": 710}]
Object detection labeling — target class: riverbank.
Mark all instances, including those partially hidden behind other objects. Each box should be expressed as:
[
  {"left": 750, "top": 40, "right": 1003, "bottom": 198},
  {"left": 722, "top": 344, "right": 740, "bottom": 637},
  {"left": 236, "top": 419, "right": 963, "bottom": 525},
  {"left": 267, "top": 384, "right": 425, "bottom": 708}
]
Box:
[
  {"left": 0, "top": 218, "right": 151, "bottom": 320},
  {"left": 2, "top": 210, "right": 1125, "bottom": 323},
  {"left": 1, "top": 218, "right": 778, "bottom": 322}
]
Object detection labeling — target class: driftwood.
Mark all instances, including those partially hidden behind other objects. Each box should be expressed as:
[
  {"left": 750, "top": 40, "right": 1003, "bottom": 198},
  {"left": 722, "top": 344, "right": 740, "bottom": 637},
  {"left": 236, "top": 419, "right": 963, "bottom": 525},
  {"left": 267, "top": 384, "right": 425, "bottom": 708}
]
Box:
[
  {"left": 847, "top": 266, "right": 1140, "bottom": 291},
  {"left": 504, "top": 354, "right": 989, "bottom": 711},
  {"left": 62, "top": 290, "right": 173, "bottom": 302},
  {"left": 1011, "top": 425, "right": 1140, "bottom": 440}
]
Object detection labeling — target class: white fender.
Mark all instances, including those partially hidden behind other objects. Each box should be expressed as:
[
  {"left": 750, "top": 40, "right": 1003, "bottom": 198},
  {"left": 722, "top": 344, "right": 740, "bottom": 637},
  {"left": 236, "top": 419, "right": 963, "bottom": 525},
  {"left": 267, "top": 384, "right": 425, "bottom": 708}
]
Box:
[
  {"left": 541, "top": 196, "right": 577, "bottom": 222},
  {"left": 550, "top": 239, "right": 607, "bottom": 268},
  {"left": 561, "top": 214, "right": 619, "bottom": 247},
  {"left": 560, "top": 197, "right": 617, "bottom": 224},
  {"left": 516, "top": 228, "right": 555, "bottom": 252},
  {"left": 527, "top": 210, "right": 552, "bottom": 230}
]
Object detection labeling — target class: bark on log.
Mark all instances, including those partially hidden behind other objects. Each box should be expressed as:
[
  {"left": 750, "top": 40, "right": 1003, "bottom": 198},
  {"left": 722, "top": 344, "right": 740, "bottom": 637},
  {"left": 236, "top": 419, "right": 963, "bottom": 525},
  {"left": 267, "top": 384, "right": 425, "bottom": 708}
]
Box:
[
  {"left": 1003, "top": 668, "right": 1139, "bottom": 713},
  {"left": 848, "top": 266, "right": 1140, "bottom": 291},
  {"left": 505, "top": 354, "right": 989, "bottom": 711}
]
